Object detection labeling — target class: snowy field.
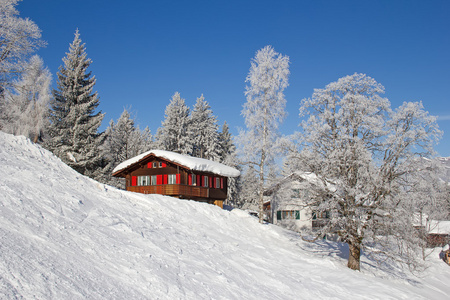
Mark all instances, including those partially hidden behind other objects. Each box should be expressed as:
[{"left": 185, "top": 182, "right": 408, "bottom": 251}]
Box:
[{"left": 0, "top": 132, "right": 449, "bottom": 299}]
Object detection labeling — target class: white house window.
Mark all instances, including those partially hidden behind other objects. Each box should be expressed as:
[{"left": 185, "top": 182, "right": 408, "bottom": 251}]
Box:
[
  {"left": 277, "top": 210, "right": 300, "bottom": 220},
  {"left": 312, "top": 211, "right": 330, "bottom": 219},
  {"left": 191, "top": 174, "right": 197, "bottom": 186},
  {"left": 203, "top": 176, "right": 209, "bottom": 187},
  {"left": 153, "top": 162, "right": 158, "bottom": 168},
  {"left": 151, "top": 175, "right": 157, "bottom": 185},
  {"left": 215, "top": 177, "right": 220, "bottom": 188},
  {"left": 138, "top": 175, "right": 150, "bottom": 186},
  {"left": 168, "top": 174, "right": 176, "bottom": 184}
]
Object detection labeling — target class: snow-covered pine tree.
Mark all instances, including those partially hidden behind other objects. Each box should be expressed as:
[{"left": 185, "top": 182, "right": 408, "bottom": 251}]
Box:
[
  {"left": 155, "top": 92, "right": 192, "bottom": 154},
  {"left": 2, "top": 55, "right": 51, "bottom": 142},
  {"left": 100, "top": 109, "right": 153, "bottom": 188},
  {"left": 190, "top": 94, "right": 220, "bottom": 160},
  {"left": 45, "top": 30, "right": 104, "bottom": 179},
  {"left": 218, "top": 121, "right": 241, "bottom": 206},
  {"left": 292, "top": 73, "right": 441, "bottom": 271},
  {"left": 239, "top": 45, "right": 289, "bottom": 223}
]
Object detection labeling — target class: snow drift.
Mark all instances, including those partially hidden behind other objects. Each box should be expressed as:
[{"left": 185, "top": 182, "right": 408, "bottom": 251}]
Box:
[{"left": 0, "top": 132, "right": 449, "bottom": 299}]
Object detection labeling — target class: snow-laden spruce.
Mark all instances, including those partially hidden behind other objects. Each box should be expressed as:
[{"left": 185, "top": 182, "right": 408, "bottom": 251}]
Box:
[
  {"left": 155, "top": 92, "right": 192, "bottom": 154},
  {"left": 1, "top": 131, "right": 450, "bottom": 299},
  {"left": 45, "top": 30, "right": 104, "bottom": 179},
  {"left": 100, "top": 108, "right": 154, "bottom": 188},
  {"left": 190, "top": 94, "right": 220, "bottom": 161}
]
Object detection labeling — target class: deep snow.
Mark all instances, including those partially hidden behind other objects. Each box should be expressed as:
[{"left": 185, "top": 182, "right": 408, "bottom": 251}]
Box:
[{"left": 0, "top": 132, "right": 449, "bottom": 299}]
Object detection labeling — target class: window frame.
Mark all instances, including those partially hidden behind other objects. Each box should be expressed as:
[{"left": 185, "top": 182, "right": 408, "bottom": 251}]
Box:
[
  {"left": 215, "top": 177, "right": 220, "bottom": 189},
  {"left": 168, "top": 174, "right": 176, "bottom": 185},
  {"left": 138, "top": 175, "right": 150, "bottom": 186}
]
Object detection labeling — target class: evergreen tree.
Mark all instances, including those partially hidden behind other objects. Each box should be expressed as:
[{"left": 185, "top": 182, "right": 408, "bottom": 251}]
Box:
[
  {"left": 2, "top": 55, "right": 51, "bottom": 142},
  {"left": 190, "top": 94, "right": 220, "bottom": 160},
  {"left": 155, "top": 92, "right": 192, "bottom": 154},
  {"left": 100, "top": 109, "right": 153, "bottom": 188},
  {"left": 239, "top": 45, "right": 290, "bottom": 223},
  {"left": 218, "top": 121, "right": 241, "bottom": 206},
  {"left": 45, "top": 30, "right": 104, "bottom": 178}
]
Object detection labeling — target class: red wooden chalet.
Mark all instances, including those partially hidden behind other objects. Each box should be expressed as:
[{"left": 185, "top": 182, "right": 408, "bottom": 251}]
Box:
[{"left": 112, "top": 150, "right": 240, "bottom": 208}]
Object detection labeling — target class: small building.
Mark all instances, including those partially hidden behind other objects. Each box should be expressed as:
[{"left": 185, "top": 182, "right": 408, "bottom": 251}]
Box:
[
  {"left": 112, "top": 150, "right": 240, "bottom": 208},
  {"left": 264, "top": 172, "right": 331, "bottom": 232},
  {"left": 424, "top": 220, "right": 450, "bottom": 248}
]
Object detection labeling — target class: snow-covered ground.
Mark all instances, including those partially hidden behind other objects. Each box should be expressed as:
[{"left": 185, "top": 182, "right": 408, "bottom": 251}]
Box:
[{"left": 1, "top": 132, "right": 449, "bottom": 299}]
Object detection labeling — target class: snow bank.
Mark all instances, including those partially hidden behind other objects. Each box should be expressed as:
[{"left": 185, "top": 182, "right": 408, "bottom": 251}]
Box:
[
  {"left": 112, "top": 149, "right": 240, "bottom": 177},
  {"left": 1, "top": 132, "right": 449, "bottom": 299}
]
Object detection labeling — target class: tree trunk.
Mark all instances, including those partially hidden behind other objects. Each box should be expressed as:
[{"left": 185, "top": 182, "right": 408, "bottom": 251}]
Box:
[{"left": 347, "top": 242, "right": 361, "bottom": 271}]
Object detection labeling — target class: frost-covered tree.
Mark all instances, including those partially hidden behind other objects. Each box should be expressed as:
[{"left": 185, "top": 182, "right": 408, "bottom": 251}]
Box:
[
  {"left": 2, "top": 55, "right": 51, "bottom": 142},
  {"left": 239, "top": 165, "right": 259, "bottom": 209},
  {"left": 291, "top": 73, "right": 441, "bottom": 271},
  {"left": 100, "top": 109, "right": 153, "bottom": 188},
  {"left": 0, "top": 0, "right": 45, "bottom": 127},
  {"left": 45, "top": 30, "right": 104, "bottom": 178},
  {"left": 218, "top": 121, "right": 234, "bottom": 162},
  {"left": 155, "top": 92, "right": 192, "bottom": 154},
  {"left": 0, "top": 0, "right": 45, "bottom": 89},
  {"left": 218, "top": 121, "right": 241, "bottom": 206},
  {"left": 190, "top": 94, "right": 220, "bottom": 160},
  {"left": 239, "top": 45, "right": 289, "bottom": 222}
]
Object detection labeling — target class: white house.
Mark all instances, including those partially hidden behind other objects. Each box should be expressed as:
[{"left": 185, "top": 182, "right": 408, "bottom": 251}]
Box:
[{"left": 264, "top": 172, "right": 331, "bottom": 232}]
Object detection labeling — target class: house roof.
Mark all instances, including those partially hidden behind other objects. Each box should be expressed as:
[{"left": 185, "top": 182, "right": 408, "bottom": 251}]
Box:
[
  {"left": 264, "top": 171, "right": 336, "bottom": 196},
  {"left": 112, "top": 149, "right": 240, "bottom": 178}
]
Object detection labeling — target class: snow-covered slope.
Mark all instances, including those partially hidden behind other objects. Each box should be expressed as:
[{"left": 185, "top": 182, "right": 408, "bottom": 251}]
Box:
[{"left": 1, "top": 132, "right": 449, "bottom": 299}]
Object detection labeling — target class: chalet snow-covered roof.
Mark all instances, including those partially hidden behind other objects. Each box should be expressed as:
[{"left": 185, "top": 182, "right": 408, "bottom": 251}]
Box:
[{"left": 112, "top": 149, "right": 240, "bottom": 177}]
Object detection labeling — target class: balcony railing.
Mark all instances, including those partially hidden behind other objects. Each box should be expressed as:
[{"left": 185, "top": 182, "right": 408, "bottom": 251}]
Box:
[{"left": 127, "top": 184, "right": 209, "bottom": 198}]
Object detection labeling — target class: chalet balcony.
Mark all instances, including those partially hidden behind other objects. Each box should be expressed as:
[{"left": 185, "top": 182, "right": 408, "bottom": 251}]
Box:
[{"left": 127, "top": 184, "right": 210, "bottom": 199}]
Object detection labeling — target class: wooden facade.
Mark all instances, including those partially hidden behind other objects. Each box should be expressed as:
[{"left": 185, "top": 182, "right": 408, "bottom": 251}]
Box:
[{"left": 112, "top": 154, "right": 229, "bottom": 208}]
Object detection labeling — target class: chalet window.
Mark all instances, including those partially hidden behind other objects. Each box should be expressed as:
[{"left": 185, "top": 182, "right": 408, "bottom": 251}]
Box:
[
  {"left": 151, "top": 175, "right": 157, "bottom": 185},
  {"left": 168, "top": 174, "right": 176, "bottom": 184},
  {"left": 189, "top": 174, "right": 196, "bottom": 186},
  {"left": 312, "top": 211, "right": 330, "bottom": 220},
  {"left": 215, "top": 177, "right": 220, "bottom": 189},
  {"left": 277, "top": 210, "right": 300, "bottom": 220},
  {"left": 138, "top": 175, "right": 150, "bottom": 186},
  {"left": 203, "top": 176, "right": 209, "bottom": 187},
  {"left": 153, "top": 162, "right": 158, "bottom": 168}
]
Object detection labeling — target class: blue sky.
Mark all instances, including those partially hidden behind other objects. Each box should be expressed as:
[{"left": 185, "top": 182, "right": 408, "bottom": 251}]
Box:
[{"left": 18, "top": 0, "right": 450, "bottom": 156}]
